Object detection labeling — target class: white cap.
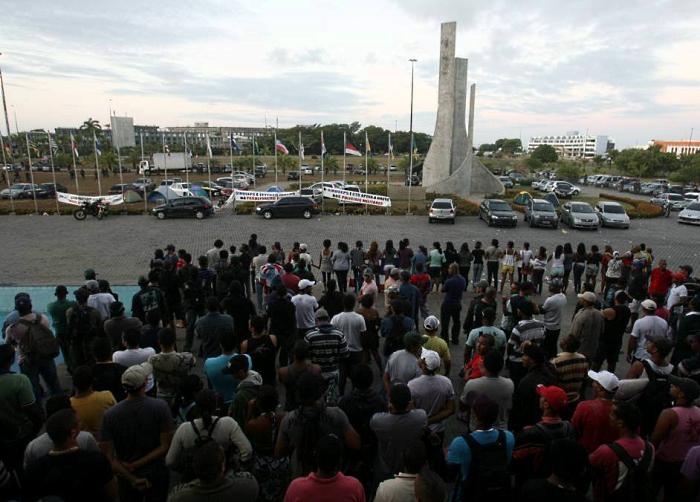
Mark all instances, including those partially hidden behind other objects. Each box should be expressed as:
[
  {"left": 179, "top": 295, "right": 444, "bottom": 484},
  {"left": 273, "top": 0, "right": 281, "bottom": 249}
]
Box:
[
  {"left": 588, "top": 370, "right": 619, "bottom": 392},
  {"left": 641, "top": 299, "right": 657, "bottom": 311},
  {"left": 421, "top": 350, "right": 441, "bottom": 371},
  {"left": 298, "top": 279, "right": 316, "bottom": 290},
  {"left": 423, "top": 315, "right": 440, "bottom": 331}
]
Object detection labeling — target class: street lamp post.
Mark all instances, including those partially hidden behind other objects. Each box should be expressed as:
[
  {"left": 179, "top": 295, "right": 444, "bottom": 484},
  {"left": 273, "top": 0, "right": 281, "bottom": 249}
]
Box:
[{"left": 407, "top": 58, "right": 417, "bottom": 215}]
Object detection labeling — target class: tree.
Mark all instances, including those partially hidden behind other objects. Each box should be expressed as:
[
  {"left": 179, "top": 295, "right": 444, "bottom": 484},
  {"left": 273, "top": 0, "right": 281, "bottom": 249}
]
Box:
[
  {"left": 277, "top": 155, "right": 295, "bottom": 174},
  {"left": 127, "top": 148, "right": 141, "bottom": 170},
  {"left": 324, "top": 156, "right": 339, "bottom": 175},
  {"left": 101, "top": 150, "right": 117, "bottom": 171},
  {"left": 530, "top": 144, "right": 558, "bottom": 163},
  {"left": 79, "top": 118, "right": 102, "bottom": 140},
  {"left": 556, "top": 163, "right": 582, "bottom": 181},
  {"left": 366, "top": 157, "right": 379, "bottom": 175},
  {"left": 525, "top": 157, "right": 543, "bottom": 171},
  {"left": 478, "top": 143, "right": 497, "bottom": 155},
  {"left": 495, "top": 138, "right": 522, "bottom": 155},
  {"left": 53, "top": 153, "right": 73, "bottom": 169}
]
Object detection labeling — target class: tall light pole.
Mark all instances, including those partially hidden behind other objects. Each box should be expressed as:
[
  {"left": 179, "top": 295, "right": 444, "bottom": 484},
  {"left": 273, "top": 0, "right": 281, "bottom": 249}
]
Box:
[
  {"left": 407, "top": 58, "right": 417, "bottom": 215},
  {"left": 0, "top": 52, "right": 13, "bottom": 160}
]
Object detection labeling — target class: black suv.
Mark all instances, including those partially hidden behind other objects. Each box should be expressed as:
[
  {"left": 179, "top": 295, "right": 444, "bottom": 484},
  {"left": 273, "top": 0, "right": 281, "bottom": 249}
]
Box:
[
  {"left": 256, "top": 196, "right": 319, "bottom": 220},
  {"left": 479, "top": 199, "right": 518, "bottom": 227},
  {"left": 152, "top": 196, "right": 214, "bottom": 220}
]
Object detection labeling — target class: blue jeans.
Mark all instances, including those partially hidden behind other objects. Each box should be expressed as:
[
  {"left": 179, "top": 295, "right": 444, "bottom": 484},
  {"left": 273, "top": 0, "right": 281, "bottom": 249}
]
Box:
[
  {"left": 256, "top": 281, "right": 264, "bottom": 312},
  {"left": 20, "top": 358, "right": 62, "bottom": 399},
  {"left": 472, "top": 263, "right": 483, "bottom": 284},
  {"left": 353, "top": 268, "right": 363, "bottom": 294}
]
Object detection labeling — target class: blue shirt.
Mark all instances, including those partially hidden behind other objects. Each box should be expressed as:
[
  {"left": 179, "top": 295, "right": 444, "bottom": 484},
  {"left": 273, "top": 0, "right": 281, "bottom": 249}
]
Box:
[
  {"left": 442, "top": 275, "right": 467, "bottom": 305},
  {"left": 203, "top": 353, "right": 253, "bottom": 404},
  {"left": 447, "top": 429, "right": 515, "bottom": 501}
]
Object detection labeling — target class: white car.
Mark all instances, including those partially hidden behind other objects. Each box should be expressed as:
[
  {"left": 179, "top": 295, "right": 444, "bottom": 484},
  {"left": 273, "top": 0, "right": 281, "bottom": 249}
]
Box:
[
  {"left": 169, "top": 183, "right": 195, "bottom": 197},
  {"left": 429, "top": 198, "right": 456, "bottom": 224},
  {"left": 683, "top": 192, "right": 700, "bottom": 202},
  {"left": 542, "top": 181, "right": 557, "bottom": 192},
  {"left": 595, "top": 201, "right": 630, "bottom": 229},
  {"left": 300, "top": 165, "right": 313, "bottom": 175},
  {"left": 678, "top": 202, "right": 700, "bottom": 225}
]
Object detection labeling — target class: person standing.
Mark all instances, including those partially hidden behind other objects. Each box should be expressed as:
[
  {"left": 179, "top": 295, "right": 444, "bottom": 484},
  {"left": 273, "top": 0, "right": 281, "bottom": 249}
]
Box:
[
  {"left": 471, "top": 241, "right": 485, "bottom": 290},
  {"left": 551, "top": 335, "right": 589, "bottom": 418},
  {"left": 331, "top": 242, "right": 351, "bottom": 293},
  {"left": 540, "top": 281, "right": 567, "bottom": 359},
  {"left": 572, "top": 370, "right": 620, "bottom": 453},
  {"left": 484, "top": 239, "right": 503, "bottom": 290},
  {"left": 103, "top": 301, "right": 143, "bottom": 352},
  {"left": 331, "top": 294, "right": 367, "bottom": 396},
  {"left": 595, "top": 290, "right": 632, "bottom": 372},
  {"left": 69, "top": 366, "right": 116, "bottom": 439},
  {"left": 408, "top": 351, "right": 455, "bottom": 436},
  {"left": 148, "top": 328, "right": 195, "bottom": 406},
  {"left": 240, "top": 315, "right": 278, "bottom": 386},
  {"left": 399, "top": 270, "right": 422, "bottom": 329},
  {"left": 422, "top": 316, "right": 451, "bottom": 376},
  {"left": 350, "top": 240, "right": 366, "bottom": 295},
  {"left": 194, "top": 296, "right": 234, "bottom": 359},
  {"left": 427, "top": 242, "right": 445, "bottom": 292},
  {"left": 570, "top": 291, "right": 605, "bottom": 363},
  {"left": 627, "top": 299, "right": 670, "bottom": 363},
  {"left": 458, "top": 242, "right": 473, "bottom": 289},
  {"left": 292, "top": 279, "right": 320, "bottom": 335},
  {"left": 383, "top": 332, "right": 426, "bottom": 393},
  {"left": 46, "top": 285, "right": 75, "bottom": 367},
  {"left": 460, "top": 351, "right": 514, "bottom": 431},
  {"left": 440, "top": 263, "right": 467, "bottom": 345},
  {"left": 304, "top": 309, "right": 349, "bottom": 405}
]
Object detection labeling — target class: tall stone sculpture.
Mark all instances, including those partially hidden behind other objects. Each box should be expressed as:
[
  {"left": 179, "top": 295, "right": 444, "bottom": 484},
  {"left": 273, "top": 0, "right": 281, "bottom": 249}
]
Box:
[{"left": 422, "top": 22, "right": 503, "bottom": 197}]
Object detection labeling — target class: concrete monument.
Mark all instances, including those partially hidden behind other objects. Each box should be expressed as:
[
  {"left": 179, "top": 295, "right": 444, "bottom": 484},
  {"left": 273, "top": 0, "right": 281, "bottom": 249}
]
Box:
[{"left": 422, "top": 22, "right": 503, "bottom": 197}]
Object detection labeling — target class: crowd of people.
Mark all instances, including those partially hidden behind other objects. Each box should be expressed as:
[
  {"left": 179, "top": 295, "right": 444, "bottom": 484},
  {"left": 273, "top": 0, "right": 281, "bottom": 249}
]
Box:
[{"left": 1, "top": 232, "right": 700, "bottom": 502}]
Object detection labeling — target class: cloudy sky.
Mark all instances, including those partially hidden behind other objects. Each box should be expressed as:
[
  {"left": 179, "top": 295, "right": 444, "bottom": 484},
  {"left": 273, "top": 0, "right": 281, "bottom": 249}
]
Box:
[{"left": 2, "top": 0, "right": 699, "bottom": 147}]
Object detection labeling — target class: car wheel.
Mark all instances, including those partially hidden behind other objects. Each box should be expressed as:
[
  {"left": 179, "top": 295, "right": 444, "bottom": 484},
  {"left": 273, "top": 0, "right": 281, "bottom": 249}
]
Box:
[
  {"left": 156, "top": 211, "right": 166, "bottom": 220},
  {"left": 263, "top": 210, "right": 273, "bottom": 220},
  {"left": 573, "top": 190, "right": 579, "bottom": 195},
  {"left": 303, "top": 209, "right": 312, "bottom": 219},
  {"left": 450, "top": 218, "right": 455, "bottom": 225},
  {"left": 195, "top": 210, "right": 205, "bottom": 220},
  {"left": 553, "top": 222, "right": 558, "bottom": 229}
]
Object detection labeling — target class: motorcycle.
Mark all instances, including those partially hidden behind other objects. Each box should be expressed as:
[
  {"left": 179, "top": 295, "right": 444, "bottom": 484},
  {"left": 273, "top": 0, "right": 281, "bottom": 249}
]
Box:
[{"left": 73, "top": 200, "right": 109, "bottom": 220}]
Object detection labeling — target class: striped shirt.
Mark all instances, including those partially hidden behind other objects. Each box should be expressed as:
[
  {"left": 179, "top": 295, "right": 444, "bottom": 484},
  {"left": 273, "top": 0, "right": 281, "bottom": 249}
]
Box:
[
  {"left": 304, "top": 324, "right": 349, "bottom": 373},
  {"left": 507, "top": 319, "right": 546, "bottom": 363},
  {"left": 551, "top": 352, "right": 589, "bottom": 401}
]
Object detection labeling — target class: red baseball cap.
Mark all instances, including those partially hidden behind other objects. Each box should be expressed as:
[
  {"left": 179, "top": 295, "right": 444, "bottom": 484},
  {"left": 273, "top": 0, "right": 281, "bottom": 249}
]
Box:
[{"left": 536, "top": 385, "right": 568, "bottom": 412}]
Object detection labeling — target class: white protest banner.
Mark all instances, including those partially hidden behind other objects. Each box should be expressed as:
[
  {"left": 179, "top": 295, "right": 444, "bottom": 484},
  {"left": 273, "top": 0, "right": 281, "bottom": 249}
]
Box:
[
  {"left": 232, "top": 189, "right": 298, "bottom": 202},
  {"left": 57, "top": 192, "right": 124, "bottom": 206},
  {"left": 322, "top": 187, "right": 391, "bottom": 207}
]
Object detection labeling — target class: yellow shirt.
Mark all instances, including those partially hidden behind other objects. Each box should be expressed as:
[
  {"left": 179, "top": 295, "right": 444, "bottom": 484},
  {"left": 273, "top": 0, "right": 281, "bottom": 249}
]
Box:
[
  {"left": 423, "top": 335, "right": 451, "bottom": 375},
  {"left": 70, "top": 390, "right": 116, "bottom": 438}
]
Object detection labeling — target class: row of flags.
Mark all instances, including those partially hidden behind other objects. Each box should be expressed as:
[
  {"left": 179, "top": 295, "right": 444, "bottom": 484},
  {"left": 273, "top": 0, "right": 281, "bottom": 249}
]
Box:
[{"left": 274, "top": 132, "right": 383, "bottom": 158}]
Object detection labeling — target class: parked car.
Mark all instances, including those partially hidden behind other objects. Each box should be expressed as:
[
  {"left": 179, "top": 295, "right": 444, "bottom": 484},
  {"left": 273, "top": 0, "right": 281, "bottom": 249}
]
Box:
[
  {"left": 299, "top": 187, "right": 322, "bottom": 203},
  {"left": 108, "top": 183, "right": 133, "bottom": 195},
  {"left": 266, "top": 186, "right": 283, "bottom": 193},
  {"left": 300, "top": 165, "right": 313, "bottom": 175},
  {"left": 553, "top": 181, "right": 580, "bottom": 198},
  {"left": 541, "top": 181, "right": 557, "bottom": 192},
  {"left": 132, "top": 178, "right": 155, "bottom": 193},
  {"left": 256, "top": 196, "right": 319, "bottom": 219},
  {"left": 560, "top": 201, "right": 599, "bottom": 229},
  {"left": 595, "top": 201, "right": 630, "bottom": 229},
  {"left": 405, "top": 175, "right": 421, "bottom": 186},
  {"left": 308, "top": 181, "right": 338, "bottom": 196},
  {"left": 508, "top": 172, "right": 526, "bottom": 183},
  {"left": 195, "top": 181, "right": 226, "bottom": 198},
  {"left": 683, "top": 192, "right": 700, "bottom": 202},
  {"left": 0, "top": 183, "right": 42, "bottom": 199},
  {"left": 524, "top": 198, "right": 558, "bottom": 228},
  {"left": 650, "top": 192, "right": 687, "bottom": 210},
  {"left": 678, "top": 202, "right": 700, "bottom": 225},
  {"left": 169, "top": 183, "right": 195, "bottom": 197},
  {"left": 152, "top": 196, "right": 214, "bottom": 220},
  {"left": 159, "top": 178, "right": 182, "bottom": 187},
  {"left": 428, "top": 198, "right": 456, "bottom": 224},
  {"left": 254, "top": 165, "right": 267, "bottom": 178},
  {"left": 479, "top": 199, "right": 518, "bottom": 227},
  {"left": 38, "top": 183, "right": 68, "bottom": 198},
  {"left": 498, "top": 176, "right": 514, "bottom": 189},
  {"left": 340, "top": 184, "right": 362, "bottom": 204},
  {"left": 287, "top": 171, "right": 300, "bottom": 181}
]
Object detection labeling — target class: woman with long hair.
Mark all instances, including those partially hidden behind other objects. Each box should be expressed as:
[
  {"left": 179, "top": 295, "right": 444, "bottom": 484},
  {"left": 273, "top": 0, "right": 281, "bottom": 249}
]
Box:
[
  {"left": 572, "top": 243, "right": 587, "bottom": 294},
  {"left": 331, "top": 241, "right": 351, "bottom": 293},
  {"left": 381, "top": 239, "right": 397, "bottom": 283},
  {"left": 471, "top": 241, "right": 484, "bottom": 290},
  {"left": 366, "top": 241, "right": 381, "bottom": 277},
  {"left": 500, "top": 241, "right": 517, "bottom": 293},
  {"left": 458, "top": 242, "right": 472, "bottom": 289},
  {"left": 532, "top": 246, "right": 548, "bottom": 294},
  {"left": 428, "top": 241, "right": 445, "bottom": 292},
  {"left": 318, "top": 239, "right": 332, "bottom": 291},
  {"left": 562, "top": 242, "right": 574, "bottom": 293}
]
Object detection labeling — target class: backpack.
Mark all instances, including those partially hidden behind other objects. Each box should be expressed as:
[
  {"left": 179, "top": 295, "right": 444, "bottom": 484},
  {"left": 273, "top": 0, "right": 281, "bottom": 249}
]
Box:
[
  {"left": 177, "top": 417, "right": 221, "bottom": 482},
  {"left": 638, "top": 360, "right": 672, "bottom": 435},
  {"left": 462, "top": 430, "right": 511, "bottom": 502},
  {"left": 69, "top": 307, "right": 99, "bottom": 343},
  {"left": 608, "top": 441, "right": 653, "bottom": 502},
  {"left": 16, "top": 317, "right": 60, "bottom": 361},
  {"left": 383, "top": 315, "right": 408, "bottom": 357}
]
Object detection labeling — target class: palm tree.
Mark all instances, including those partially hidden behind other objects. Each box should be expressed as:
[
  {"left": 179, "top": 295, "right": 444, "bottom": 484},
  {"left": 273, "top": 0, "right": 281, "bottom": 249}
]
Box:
[{"left": 79, "top": 118, "right": 102, "bottom": 141}]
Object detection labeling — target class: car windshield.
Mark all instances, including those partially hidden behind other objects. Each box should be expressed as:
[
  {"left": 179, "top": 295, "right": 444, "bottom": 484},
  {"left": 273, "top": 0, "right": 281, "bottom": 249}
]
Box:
[
  {"left": 669, "top": 194, "right": 683, "bottom": 201},
  {"left": 572, "top": 204, "right": 594, "bottom": 213},
  {"left": 533, "top": 202, "right": 554, "bottom": 212},
  {"left": 687, "top": 203, "right": 700, "bottom": 211},
  {"left": 603, "top": 205, "right": 625, "bottom": 214},
  {"left": 432, "top": 201, "right": 452, "bottom": 209},
  {"left": 490, "top": 202, "right": 511, "bottom": 211}
]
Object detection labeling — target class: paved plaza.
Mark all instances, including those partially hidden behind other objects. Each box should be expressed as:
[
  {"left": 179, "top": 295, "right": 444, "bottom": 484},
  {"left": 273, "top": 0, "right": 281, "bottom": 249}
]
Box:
[{"left": 0, "top": 212, "right": 697, "bottom": 286}]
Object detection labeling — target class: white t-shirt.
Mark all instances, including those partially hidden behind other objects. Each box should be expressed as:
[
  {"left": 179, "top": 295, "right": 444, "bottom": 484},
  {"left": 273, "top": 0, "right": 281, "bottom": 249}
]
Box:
[
  {"left": 87, "top": 292, "right": 115, "bottom": 321},
  {"left": 385, "top": 349, "right": 426, "bottom": 386},
  {"left": 631, "top": 315, "right": 669, "bottom": 360},
  {"left": 518, "top": 249, "right": 533, "bottom": 268},
  {"left": 408, "top": 374, "right": 455, "bottom": 432},
  {"left": 331, "top": 311, "right": 367, "bottom": 352},
  {"left": 291, "top": 294, "right": 319, "bottom": 330},
  {"left": 113, "top": 347, "right": 156, "bottom": 391},
  {"left": 667, "top": 284, "right": 688, "bottom": 310},
  {"left": 542, "top": 293, "right": 567, "bottom": 330}
]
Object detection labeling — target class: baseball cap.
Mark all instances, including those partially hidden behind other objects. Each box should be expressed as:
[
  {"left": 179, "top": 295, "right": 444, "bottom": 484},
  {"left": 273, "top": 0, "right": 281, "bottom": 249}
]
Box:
[
  {"left": 577, "top": 291, "right": 597, "bottom": 303},
  {"left": 403, "top": 331, "right": 427, "bottom": 348},
  {"left": 641, "top": 299, "right": 657, "bottom": 311},
  {"left": 421, "top": 350, "right": 441, "bottom": 371},
  {"left": 121, "top": 362, "right": 152, "bottom": 389},
  {"left": 613, "top": 251, "right": 620, "bottom": 257},
  {"left": 537, "top": 385, "right": 568, "bottom": 412},
  {"left": 85, "top": 280, "right": 99, "bottom": 292},
  {"left": 299, "top": 243, "right": 308, "bottom": 251},
  {"left": 669, "top": 375, "right": 700, "bottom": 402},
  {"left": 588, "top": 370, "right": 620, "bottom": 392},
  {"left": 423, "top": 315, "right": 440, "bottom": 331},
  {"left": 315, "top": 308, "right": 330, "bottom": 320},
  {"left": 298, "top": 279, "right": 316, "bottom": 290},
  {"left": 84, "top": 268, "right": 97, "bottom": 280}
]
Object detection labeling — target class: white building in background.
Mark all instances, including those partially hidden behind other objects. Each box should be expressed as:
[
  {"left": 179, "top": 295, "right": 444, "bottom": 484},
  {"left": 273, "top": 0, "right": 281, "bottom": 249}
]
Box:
[{"left": 528, "top": 131, "right": 612, "bottom": 159}]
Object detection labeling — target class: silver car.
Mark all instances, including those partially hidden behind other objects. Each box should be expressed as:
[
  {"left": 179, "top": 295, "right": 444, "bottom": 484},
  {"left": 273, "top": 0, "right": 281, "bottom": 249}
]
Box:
[
  {"left": 561, "top": 201, "right": 599, "bottom": 229},
  {"left": 524, "top": 198, "right": 559, "bottom": 228},
  {"left": 595, "top": 201, "right": 630, "bottom": 229},
  {"left": 650, "top": 193, "right": 687, "bottom": 210},
  {"left": 678, "top": 202, "right": 700, "bottom": 225},
  {"left": 429, "top": 198, "right": 456, "bottom": 224}
]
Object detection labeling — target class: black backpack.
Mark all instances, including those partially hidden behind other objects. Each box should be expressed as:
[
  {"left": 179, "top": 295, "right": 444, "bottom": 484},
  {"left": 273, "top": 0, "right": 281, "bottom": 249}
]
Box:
[
  {"left": 69, "top": 306, "right": 99, "bottom": 343},
  {"left": 16, "top": 317, "right": 60, "bottom": 362},
  {"left": 462, "top": 430, "right": 512, "bottom": 502},
  {"left": 608, "top": 441, "right": 653, "bottom": 502},
  {"left": 638, "top": 360, "right": 672, "bottom": 436},
  {"left": 383, "top": 315, "right": 408, "bottom": 357},
  {"left": 177, "top": 417, "right": 221, "bottom": 482}
]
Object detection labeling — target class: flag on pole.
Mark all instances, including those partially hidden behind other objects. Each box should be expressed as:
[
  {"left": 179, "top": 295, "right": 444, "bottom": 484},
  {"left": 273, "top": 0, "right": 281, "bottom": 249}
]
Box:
[
  {"left": 93, "top": 132, "right": 102, "bottom": 156},
  {"left": 252, "top": 137, "right": 260, "bottom": 155},
  {"left": 70, "top": 133, "right": 79, "bottom": 159},
  {"left": 164, "top": 144, "right": 170, "bottom": 155},
  {"left": 345, "top": 143, "right": 361, "bottom": 156},
  {"left": 388, "top": 134, "right": 393, "bottom": 158},
  {"left": 206, "top": 134, "right": 213, "bottom": 158},
  {"left": 321, "top": 132, "right": 326, "bottom": 156},
  {"left": 48, "top": 135, "right": 58, "bottom": 154},
  {"left": 365, "top": 133, "right": 371, "bottom": 153},
  {"left": 299, "top": 142, "right": 305, "bottom": 160},
  {"left": 275, "top": 139, "right": 289, "bottom": 155},
  {"left": 230, "top": 134, "right": 240, "bottom": 153}
]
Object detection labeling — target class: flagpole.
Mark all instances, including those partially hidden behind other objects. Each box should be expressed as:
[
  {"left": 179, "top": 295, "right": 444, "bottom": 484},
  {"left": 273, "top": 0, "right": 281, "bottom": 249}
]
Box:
[
  {"left": 47, "top": 131, "right": 60, "bottom": 214},
  {"left": 320, "top": 130, "right": 325, "bottom": 215},
  {"left": 298, "top": 130, "right": 302, "bottom": 191},
  {"left": 206, "top": 133, "right": 212, "bottom": 193},
  {"left": 342, "top": 131, "right": 346, "bottom": 215},
  {"left": 70, "top": 133, "right": 80, "bottom": 194},
  {"left": 183, "top": 132, "right": 190, "bottom": 187},
  {"left": 25, "top": 132, "right": 38, "bottom": 214},
  {"left": 0, "top": 133, "right": 15, "bottom": 213},
  {"left": 162, "top": 132, "right": 168, "bottom": 201},
  {"left": 140, "top": 132, "right": 147, "bottom": 214},
  {"left": 407, "top": 58, "right": 417, "bottom": 216},
  {"left": 93, "top": 131, "right": 102, "bottom": 195},
  {"left": 386, "top": 131, "right": 391, "bottom": 215},
  {"left": 116, "top": 142, "right": 125, "bottom": 214},
  {"left": 251, "top": 136, "right": 256, "bottom": 188},
  {"left": 274, "top": 130, "right": 278, "bottom": 187},
  {"left": 228, "top": 133, "right": 233, "bottom": 179},
  {"left": 364, "top": 131, "right": 369, "bottom": 215}
]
